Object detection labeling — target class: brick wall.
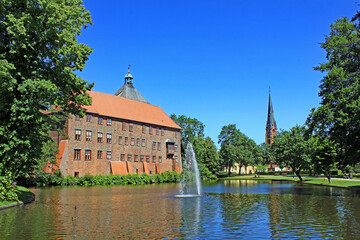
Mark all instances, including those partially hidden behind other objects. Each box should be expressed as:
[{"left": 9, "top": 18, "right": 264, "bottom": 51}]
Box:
[{"left": 61, "top": 113, "right": 182, "bottom": 177}]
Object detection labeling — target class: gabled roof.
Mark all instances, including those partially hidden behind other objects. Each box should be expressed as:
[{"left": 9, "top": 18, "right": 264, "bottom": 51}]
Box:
[
  {"left": 84, "top": 91, "right": 181, "bottom": 129},
  {"left": 266, "top": 90, "right": 277, "bottom": 129}
]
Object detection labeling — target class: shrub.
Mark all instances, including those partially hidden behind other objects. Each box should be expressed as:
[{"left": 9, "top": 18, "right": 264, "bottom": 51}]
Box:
[{"left": 0, "top": 176, "right": 18, "bottom": 202}]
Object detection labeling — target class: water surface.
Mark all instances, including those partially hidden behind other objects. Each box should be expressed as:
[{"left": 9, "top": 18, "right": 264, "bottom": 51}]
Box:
[{"left": 0, "top": 180, "right": 359, "bottom": 239}]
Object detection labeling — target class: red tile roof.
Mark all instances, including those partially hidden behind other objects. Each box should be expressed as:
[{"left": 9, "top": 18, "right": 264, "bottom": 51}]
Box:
[{"left": 85, "top": 91, "right": 181, "bottom": 129}]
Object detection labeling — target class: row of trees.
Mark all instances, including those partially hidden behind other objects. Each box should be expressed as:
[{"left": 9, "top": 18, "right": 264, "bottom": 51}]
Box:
[{"left": 171, "top": 114, "right": 264, "bottom": 178}]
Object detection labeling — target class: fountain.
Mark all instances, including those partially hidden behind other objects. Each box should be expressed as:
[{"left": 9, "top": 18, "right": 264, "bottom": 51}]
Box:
[{"left": 175, "top": 142, "right": 202, "bottom": 197}]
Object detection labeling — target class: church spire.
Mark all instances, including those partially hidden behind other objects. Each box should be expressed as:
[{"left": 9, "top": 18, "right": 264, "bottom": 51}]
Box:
[
  {"left": 266, "top": 88, "right": 277, "bottom": 144},
  {"left": 266, "top": 88, "right": 277, "bottom": 129}
]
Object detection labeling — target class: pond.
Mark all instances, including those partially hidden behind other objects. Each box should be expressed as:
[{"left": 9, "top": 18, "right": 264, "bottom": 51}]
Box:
[{"left": 1, "top": 180, "right": 360, "bottom": 239}]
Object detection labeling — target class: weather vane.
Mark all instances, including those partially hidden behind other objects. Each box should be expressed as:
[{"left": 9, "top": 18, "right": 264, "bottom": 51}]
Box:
[{"left": 128, "top": 64, "right": 131, "bottom": 72}]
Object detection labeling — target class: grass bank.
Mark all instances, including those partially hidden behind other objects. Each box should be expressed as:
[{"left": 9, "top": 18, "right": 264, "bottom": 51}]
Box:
[
  {"left": 0, "top": 186, "right": 35, "bottom": 208},
  {"left": 222, "top": 175, "right": 360, "bottom": 190}
]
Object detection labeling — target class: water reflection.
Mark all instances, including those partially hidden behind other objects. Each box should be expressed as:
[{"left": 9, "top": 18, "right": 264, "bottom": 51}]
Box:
[{"left": 0, "top": 180, "right": 359, "bottom": 239}]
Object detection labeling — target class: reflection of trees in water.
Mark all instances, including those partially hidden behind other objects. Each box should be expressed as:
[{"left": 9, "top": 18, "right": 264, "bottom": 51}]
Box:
[{"left": 266, "top": 189, "right": 360, "bottom": 239}]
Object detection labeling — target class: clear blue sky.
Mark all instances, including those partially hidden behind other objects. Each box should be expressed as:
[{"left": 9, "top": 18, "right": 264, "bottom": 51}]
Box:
[{"left": 77, "top": 0, "right": 358, "bottom": 147}]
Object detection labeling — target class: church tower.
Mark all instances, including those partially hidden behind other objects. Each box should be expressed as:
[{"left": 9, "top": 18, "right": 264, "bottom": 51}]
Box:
[
  {"left": 266, "top": 89, "right": 277, "bottom": 144},
  {"left": 114, "top": 65, "right": 148, "bottom": 103}
]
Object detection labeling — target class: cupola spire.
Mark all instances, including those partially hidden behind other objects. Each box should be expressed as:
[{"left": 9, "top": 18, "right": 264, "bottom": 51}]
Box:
[{"left": 124, "top": 64, "right": 133, "bottom": 84}]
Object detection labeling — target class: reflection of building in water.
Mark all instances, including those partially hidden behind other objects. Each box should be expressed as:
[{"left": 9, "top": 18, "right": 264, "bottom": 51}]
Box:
[
  {"left": 45, "top": 68, "right": 182, "bottom": 177},
  {"left": 227, "top": 164, "right": 257, "bottom": 174},
  {"left": 52, "top": 185, "right": 182, "bottom": 239}
]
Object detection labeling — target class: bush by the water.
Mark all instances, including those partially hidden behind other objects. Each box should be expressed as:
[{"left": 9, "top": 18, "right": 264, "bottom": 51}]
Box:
[
  {"left": 0, "top": 176, "right": 18, "bottom": 201},
  {"left": 18, "top": 171, "right": 180, "bottom": 187}
]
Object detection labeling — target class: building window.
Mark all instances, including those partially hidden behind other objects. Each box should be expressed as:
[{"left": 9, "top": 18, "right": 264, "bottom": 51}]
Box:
[
  {"left": 119, "top": 136, "right": 123, "bottom": 145},
  {"left": 175, "top": 144, "right": 178, "bottom": 152},
  {"left": 122, "top": 122, "right": 126, "bottom": 131},
  {"left": 161, "top": 128, "right": 164, "bottom": 136},
  {"left": 127, "top": 154, "right": 132, "bottom": 162},
  {"left": 142, "top": 138, "right": 146, "bottom": 147},
  {"left": 125, "top": 136, "right": 129, "bottom": 145},
  {"left": 146, "top": 155, "right": 150, "bottom": 162},
  {"left": 106, "top": 151, "right": 112, "bottom": 160},
  {"left": 142, "top": 125, "right": 146, "bottom": 134},
  {"left": 86, "top": 130, "right": 92, "bottom": 141},
  {"left": 158, "top": 142, "right": 161, "bottom": 151},
  {"left": 106, "top": 133, "right": 112, "bottom": 143},
  {"left": 86, "top": 114, "right": 92, "bottom": 122},
  {"left": 120, "top": 153, "right": 125, "bottom": 161},
  {"left": 98, "top": 117, "right": 103, "bottom": 125},
  {"left": 156, "top": 127, "right": 159, "bottom": 135},
  {"left": 107, "top": 118, "right": 112, "bottom": 126},
  {"left": 134, "top": 155, "right": 139, "bottom": 162},
  {"left": 129, "top": 123, "right": 133, "bottom": 132},
  {"left": 149, "top": 126, "right": 153, "bottom": 135},
  {"left": 131, "top": 137, "right": 135, "bottom": 146},
  {"left": 74, "top": 149, "right": 81, "bottom": 160},
  {"left": 85, "top": 150, "right": 91, "bottom": 161},
  {"left": 158, "top": 156, "right": 162, "bottom": 163},
  {"left": 97, "top": 132, "right": 103, "bottom": 143},
  {"left": 175, "top": 155, "right": 178, "bottom": 162},
  {"left": 136, "top": 138, "right": 140, "bottom": 146},
  {"left": 140, "top": 155, "right": 144, "bottom": 162},
  {"left": 75, "top": 115, "right": 81, "bottom": 121},
  {"left": 74, "top": 172, "right": 79, "bottom": 178},
  {"left": 97, "top": 150, "right": 102, "bottom": 159},
  {"left": 75, "top": 129, "right": 81, "bottom": 141},
  {"left": 152, "top": 155, "right": 156, "bottom": 163},
  {"left": 152, "top": 141, "right": 156, "bottom": 150}
]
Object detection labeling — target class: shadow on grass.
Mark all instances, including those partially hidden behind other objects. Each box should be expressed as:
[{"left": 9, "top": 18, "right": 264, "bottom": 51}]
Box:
[{"left": 17, "top": 187, "right": 34, "bottom": 202}]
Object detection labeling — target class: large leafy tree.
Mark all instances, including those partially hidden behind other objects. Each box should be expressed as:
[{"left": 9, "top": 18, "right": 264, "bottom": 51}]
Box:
[
  {"left": 218, "top": 124, "right": 261, "bottom": 175},
  {"left": 306, "top": 13, "right": 360, "bottom": 169},
  {"left": 194, "top": 136, "right": 221, "bottom": 175},
  {"left": 0, "top": 0, "right": 93, "bottom": 179},
  {"left": 269, "top": 126, "right": 312, "bottom": 182},
  {"left": 170, "top": 114, "right": 205, "bottom": 158}
]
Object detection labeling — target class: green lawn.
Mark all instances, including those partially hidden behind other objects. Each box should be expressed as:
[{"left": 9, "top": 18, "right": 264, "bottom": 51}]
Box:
[
  {"left": 222, "top": 175, "right": 360, "bottom": 189},
  {"left": 0, "top": 186, "right": 35, "bottom": 207}
]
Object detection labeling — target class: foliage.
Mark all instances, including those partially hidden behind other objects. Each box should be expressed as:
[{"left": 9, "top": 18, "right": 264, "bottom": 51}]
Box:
[
  {"left": 0, "top": 0, "right": 93, "bottom": 180},
  {"left": 193, "top": 136, "right": 222, "bottom": 175},
  {"left": 170, "top": 114, "right": 204, "bottom": 158},
  {"left": 312, "top": 136, "right": 339, "bottom": 183},
  {"left": 0, "top": 176, "right": 18, "bottom": 202},
  {"left": 306, "top": 13, "right": 360, "bottom": 170},
  {"left": 17, "top": 171, "right": 180, "bottom": 187},
  {"left": 218, "top": 124, "right": 262, "bottom": 176},
  {"left": 268, "top": 125, "right": 312, "bottom": 182}
]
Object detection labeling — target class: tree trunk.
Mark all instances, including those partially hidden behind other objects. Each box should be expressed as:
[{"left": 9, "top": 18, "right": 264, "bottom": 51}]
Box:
[
  {"left": 295, "top": 169, "right": 303, "bottom": 182},
  {"left": 228, "top": 165, "right": 231, "bottom": 176},
  {"left": 309, "top": 168, "right": 312, "bottom": 176},
  {"left": 238, "top": 164, "right": 242, "bottom": 175},
  {"left": 326, "top": 175, "right": 331, "bottom": 184}
]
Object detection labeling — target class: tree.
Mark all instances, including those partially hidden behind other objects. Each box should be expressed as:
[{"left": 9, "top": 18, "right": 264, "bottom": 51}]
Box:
[
  {"left": 194, "top": 136, "right": 221, "bottom": 175},
  {"left": 312, "top": 137, "right": 338, "bottom": 184},
  {"left": 269, "top": 126, "right": 312, "bottom": 182},
  {"left": 0, "top": 0, "right": 93, "bottom": 179},
  {"left": 306, "top": 13, "right": 360, "bottom": 170},
  {"left": 170, "top": 114, "right": 205, "bottom": 159},
  {"left": 218, "top": 124, "right": 261, "bottom": 176}
]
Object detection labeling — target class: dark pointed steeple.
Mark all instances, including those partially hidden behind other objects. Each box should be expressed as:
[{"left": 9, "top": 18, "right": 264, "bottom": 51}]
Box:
[{"left": 266, "top": 88, "right": 277, "bottom": 129}]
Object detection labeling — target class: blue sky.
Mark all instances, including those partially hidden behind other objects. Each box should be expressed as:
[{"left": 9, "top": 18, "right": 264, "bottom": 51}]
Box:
[{"left": 77, "top": 0, "right": 358, "bottom": 147}]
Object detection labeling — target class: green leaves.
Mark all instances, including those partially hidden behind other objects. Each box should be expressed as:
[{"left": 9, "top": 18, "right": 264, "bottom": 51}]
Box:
[
  {"left": 0, "top": 0, "right": 93, "bottom": 179},
  {"left": 307, "top": 12, "right": 360, "bottom": 169}
]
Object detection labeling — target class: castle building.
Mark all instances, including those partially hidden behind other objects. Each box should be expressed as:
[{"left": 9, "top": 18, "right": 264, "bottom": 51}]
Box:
[{"left": 46, "top": 68, "right": 182, "bottom": 177}]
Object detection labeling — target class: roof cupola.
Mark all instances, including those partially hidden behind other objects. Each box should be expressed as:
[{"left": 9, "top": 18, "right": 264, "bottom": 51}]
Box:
[{"left": 124, "top": 64, "right": 133, "bottom": 85}]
